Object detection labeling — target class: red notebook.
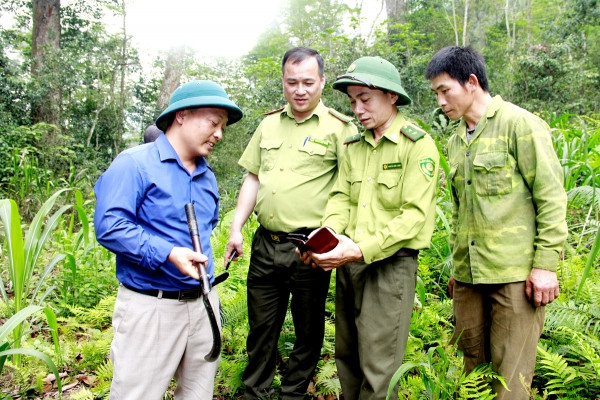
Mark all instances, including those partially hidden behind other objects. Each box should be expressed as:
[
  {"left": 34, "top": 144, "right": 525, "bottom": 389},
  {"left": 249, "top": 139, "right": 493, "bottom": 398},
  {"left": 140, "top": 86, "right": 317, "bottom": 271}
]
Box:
[{"left": 285, "top": 227, "right": 339, "bottom": 254}]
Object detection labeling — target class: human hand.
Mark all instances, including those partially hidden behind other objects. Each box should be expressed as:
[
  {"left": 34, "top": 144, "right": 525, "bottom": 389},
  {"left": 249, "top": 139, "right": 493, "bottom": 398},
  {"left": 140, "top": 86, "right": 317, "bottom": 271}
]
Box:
[
  {"left": 225, "top": 231, "right": 244, "bottom": 266},
  {"left": 308, "top": 235, "right": 362, "bottom": 271},
  {"left": 168, "top": 246, "right": 208, "bottom": 280},
  {"left": 525, "top": 268, "right": 560, "bottom": 307},
  {"left": 448, "top": 276, "right": 455, "bottom": 298}
]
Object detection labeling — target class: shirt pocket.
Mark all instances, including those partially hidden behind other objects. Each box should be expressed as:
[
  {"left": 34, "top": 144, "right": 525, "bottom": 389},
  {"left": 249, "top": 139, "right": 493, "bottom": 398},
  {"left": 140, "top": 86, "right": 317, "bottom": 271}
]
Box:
[
  {"left": 376, "top": 169, "right": 403, "bottom": 210},
  {"left": 473, "top": 151, "right": 512, "bottom": 196},
  {"left": 259, "top": 139, "right": 283, "bottom": 172},
  {"left": 291, "top": 140, "right": 329, "bottom": 177},
  {"left": 347, "top": 169, "right": 363, "bottom": 204}
]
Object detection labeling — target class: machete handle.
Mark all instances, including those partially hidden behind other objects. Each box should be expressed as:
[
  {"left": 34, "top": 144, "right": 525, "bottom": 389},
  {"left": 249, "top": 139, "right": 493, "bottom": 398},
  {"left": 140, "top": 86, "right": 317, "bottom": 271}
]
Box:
[
  {"left": 185, "top": 203, "right": 211, "bottom": 295},
  {"left": 184, "top": 203, "right": 221, "bottom": 362}
]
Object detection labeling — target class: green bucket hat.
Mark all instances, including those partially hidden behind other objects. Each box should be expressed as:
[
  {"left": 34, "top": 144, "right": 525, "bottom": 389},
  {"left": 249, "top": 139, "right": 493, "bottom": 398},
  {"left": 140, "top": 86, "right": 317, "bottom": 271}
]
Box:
[
  {"left": 333, "top": 57, "right": 412, "bottom": 106},
  {"left": 155, "top": 80, "right": 243, "bottom": 131}
]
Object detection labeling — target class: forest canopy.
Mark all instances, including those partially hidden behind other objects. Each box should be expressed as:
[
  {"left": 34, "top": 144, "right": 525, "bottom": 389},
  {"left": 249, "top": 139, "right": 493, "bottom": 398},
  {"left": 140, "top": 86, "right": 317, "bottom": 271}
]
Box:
[{"left": 0, "top": 0, "right": 598, "bottom": 207}]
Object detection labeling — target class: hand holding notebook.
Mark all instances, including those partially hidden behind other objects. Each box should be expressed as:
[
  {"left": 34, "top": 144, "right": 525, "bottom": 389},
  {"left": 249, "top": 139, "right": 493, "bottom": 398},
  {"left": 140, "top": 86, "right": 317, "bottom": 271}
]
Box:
[{"left": 285, "top": 226, "right": 339, "bottom": 254}]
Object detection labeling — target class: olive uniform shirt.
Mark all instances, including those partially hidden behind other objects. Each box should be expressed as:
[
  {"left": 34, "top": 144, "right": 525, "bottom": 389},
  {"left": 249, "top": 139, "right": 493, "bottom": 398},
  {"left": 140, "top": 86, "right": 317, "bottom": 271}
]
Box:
[
  {"left": 322, "top": 113, "right": 439, "bottom": 264},
  {"left": 238, "top": 100, "right": 357, "bottom": 232},
  {"left": 447, "top": 95, "right": 567, "bottom": 284}
]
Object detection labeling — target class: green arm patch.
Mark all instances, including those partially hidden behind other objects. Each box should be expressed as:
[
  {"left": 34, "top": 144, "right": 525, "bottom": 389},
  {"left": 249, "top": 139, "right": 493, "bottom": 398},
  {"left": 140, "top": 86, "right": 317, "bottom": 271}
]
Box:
[
  {"left": 328, "top": 108, "right": 354, "bottom": 123},
  {"left": 344, "top": 133, "right": 362, "bottom": 145},
  {"left": 262, "top": 106, "right": 285, "bottom": 116},
  {"left": 401, "top": 124, "right": 426, "bottom": 142},
  {"left": 419, "top": 157, "right": 436, "bottom": 178}
]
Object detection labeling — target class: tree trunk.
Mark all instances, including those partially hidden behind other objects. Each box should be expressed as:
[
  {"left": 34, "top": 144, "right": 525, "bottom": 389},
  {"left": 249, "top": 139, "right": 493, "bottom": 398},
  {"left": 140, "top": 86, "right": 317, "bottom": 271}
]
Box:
[
  {"left": 462, "top": 0, "right": 470, "bottom": 46},
  {"left": 31, "top": 0, "right": 61, "bottom": 126},
  {"left": 385, "top": 0, "right": 406, "bottom": 39},
  {"left": 157, "top": 46, "right": 186, "bottom": 114},
  {"left": 114, "top": 0, "right": 127, "bottom": 154}
]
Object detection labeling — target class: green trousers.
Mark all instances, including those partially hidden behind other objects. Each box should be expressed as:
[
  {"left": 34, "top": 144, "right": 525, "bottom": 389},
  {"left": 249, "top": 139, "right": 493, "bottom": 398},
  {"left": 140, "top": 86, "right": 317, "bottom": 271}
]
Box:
[{"left": 335, "top": 253, "right": 418, "bottom": 400}]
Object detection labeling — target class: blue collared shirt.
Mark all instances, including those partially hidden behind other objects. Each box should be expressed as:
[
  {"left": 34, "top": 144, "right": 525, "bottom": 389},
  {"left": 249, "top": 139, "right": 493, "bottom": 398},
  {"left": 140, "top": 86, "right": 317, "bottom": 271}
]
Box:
[{"left": 94, "top": 134, "right": 219, "bottom": 291}]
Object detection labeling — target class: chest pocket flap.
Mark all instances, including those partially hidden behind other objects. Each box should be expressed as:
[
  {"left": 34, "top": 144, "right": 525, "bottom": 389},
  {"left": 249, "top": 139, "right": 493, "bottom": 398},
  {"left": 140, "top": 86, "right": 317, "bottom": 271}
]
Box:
[
  {"left": 377, "top": 170, "right": 402, "bottom": 188},
  {"left": 298, "top": 140, "right": 328, "bottom": 156},
  {"left": 259, "top": 139, "right": 283, "bottom": 172},
  {"left": 473, "top": 151, "right": 506, "bottom": 171},
  {"left": 260, "top": 139, "right": 283, "bottom": 151},
  {"left": 472, "top": 151, "right": 512, "bottom": 196}
]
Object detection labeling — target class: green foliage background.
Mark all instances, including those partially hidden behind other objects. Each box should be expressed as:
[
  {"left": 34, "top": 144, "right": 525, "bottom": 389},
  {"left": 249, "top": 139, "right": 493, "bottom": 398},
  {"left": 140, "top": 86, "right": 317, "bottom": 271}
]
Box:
[{"left": 0, "top": 0, "right": 599, "bottom": 398}]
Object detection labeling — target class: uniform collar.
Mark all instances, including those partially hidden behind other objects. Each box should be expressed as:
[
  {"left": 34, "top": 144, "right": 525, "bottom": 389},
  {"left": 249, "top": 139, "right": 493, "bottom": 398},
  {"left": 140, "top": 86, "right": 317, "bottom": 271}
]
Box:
[
  {"left": 364, "top": 112, "right": 406, "bottom": 146},
  {"left": 281, "top": 100, "right": 325, "bottom": 125},
  {"left": 457, "top": 95, "right": 503, "bottom": 144},
  {"left": 484, "top": 95, "right": 504, "bottom": 120}
]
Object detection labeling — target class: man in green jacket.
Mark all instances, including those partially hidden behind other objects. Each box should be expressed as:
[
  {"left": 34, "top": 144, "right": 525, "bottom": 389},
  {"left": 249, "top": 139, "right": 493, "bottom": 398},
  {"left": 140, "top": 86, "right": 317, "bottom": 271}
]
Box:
[
  {"left": 304, "top": 56, "right": 439, "bottom": 399},
  {"left": 425, "top": 46, "right": 568, "bottom": 399}
]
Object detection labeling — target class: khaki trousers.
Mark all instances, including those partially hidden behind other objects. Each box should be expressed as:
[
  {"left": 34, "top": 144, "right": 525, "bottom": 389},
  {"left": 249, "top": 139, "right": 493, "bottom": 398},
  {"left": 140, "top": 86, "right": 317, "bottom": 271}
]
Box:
[
  {"left": 452, "top": 281, "right": 545, "bottom": 400},
  {"left": 109, "top": 285, "right": 221, "bottom": 400}
]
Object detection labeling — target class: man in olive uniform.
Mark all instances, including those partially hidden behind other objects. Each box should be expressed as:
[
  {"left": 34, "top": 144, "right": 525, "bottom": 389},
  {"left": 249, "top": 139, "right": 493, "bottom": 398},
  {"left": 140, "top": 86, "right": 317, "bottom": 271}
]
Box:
[
  {"left": 425, "top": 46, "right": 567, "bottom": 399},
  {"left": 225, "top": 47, "right": 357, "bottom": 399},
  {"left": 304, "top": 57, "right": 439, "bottom": 399}
]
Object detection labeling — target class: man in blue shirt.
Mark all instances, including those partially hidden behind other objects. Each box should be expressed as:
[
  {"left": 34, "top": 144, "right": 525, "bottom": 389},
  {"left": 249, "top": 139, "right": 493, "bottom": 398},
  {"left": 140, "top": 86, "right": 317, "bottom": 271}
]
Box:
[{"left": 94, "top": 80, "right": 243, "bottom": 400}]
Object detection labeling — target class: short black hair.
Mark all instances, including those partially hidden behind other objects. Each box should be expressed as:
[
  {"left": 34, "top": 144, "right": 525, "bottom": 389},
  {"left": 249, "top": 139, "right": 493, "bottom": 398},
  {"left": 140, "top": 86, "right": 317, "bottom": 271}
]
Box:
[
  {"left": 425, "top": 46, "right": 489, "bottom": 92},
  {"left": 282, "top": 47, "right": 324, "bottom": 77}
]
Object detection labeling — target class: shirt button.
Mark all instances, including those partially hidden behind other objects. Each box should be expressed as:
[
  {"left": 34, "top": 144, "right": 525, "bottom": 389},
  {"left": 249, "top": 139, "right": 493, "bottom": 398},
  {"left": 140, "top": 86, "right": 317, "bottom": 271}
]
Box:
[
  {"left": 362, "top": 203, "right": 367, "bottom": 207},
  {"left": 466, "top": 151, "right": 470, "bottom": 156},
  {"left": 373, "top": 150, "right": 377, "bottom": 154},
  {"left": 357, "top": 229, "right": 363, "bottom": 235},
  {"left": 272, "top": 189, "right": 276, "bottom": 194},
  {"left": 280, "top": 168, "right": 284, "bottom": 171},
  {"left": 309, "top": 150, "right": 314, "bottom": 154},
  {"left": 471, "top": 240, "right": 475, "bottom": 246},
  {"left": 269, "top": 214, "right": 274, "bottom": 219},
  {"left": 467, "top": 180, "right": 472, "bottom": 185},
  {"left": 367, "top": 177, "right": 372, "bottom": 182},
  {"left": 288, "top": 144, "right": 292, "bottom": 148}
]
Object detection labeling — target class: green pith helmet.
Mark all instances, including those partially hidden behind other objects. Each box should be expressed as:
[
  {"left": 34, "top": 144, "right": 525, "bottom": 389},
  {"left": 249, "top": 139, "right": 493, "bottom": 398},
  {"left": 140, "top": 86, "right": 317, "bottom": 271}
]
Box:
[
  {"left": 155, "top": 80, "right": 243, "bottom": 131},
  {"left": 333, "top": 56, "right": 412, "bottom": 106}
]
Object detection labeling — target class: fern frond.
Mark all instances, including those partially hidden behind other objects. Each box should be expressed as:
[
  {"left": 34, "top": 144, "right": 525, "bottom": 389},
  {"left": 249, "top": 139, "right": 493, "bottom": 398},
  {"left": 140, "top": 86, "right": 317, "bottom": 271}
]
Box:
[
  {"left": 458, "top": 363, "right": 502, "bottom": 400},
  {"left": 314, "top": 358, "right": 341, "bottom": 395},
  {"left": 95, "top": 359, "right": 113, "bottom": 381},
  {"left": 537, "top": 344, "right": 584, "bottom": 396},
  {"left": 66, "top": 295, "right": 116, "bottom": 328},
  {"left": 69, "top": 387, "right": 95, "bottom": 400},
  {"left": 545, "top": 299, "right": 600, "bottom": 337},
  {"left": 220, "top": 286, "right": 248, "bottom": 327}
]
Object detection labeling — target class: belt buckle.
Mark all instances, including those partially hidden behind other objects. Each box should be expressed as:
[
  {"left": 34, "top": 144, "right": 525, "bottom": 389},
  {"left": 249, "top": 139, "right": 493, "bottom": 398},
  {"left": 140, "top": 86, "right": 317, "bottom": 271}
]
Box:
[
  {"left": 178, "top": 289, "right": 201, "bottom": 301},
  {"left": 270, "top": 233, "right": 281, "bottom": 242}
]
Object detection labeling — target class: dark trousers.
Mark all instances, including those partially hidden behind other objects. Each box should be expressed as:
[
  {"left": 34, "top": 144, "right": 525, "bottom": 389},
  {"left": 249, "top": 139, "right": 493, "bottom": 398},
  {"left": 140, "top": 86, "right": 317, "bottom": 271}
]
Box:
[
  {"left": 335, "top": 253, "right": 417, "bottom": 400},
  {"left": 242, "top": 227, "right": 332, "bottom": 400}
]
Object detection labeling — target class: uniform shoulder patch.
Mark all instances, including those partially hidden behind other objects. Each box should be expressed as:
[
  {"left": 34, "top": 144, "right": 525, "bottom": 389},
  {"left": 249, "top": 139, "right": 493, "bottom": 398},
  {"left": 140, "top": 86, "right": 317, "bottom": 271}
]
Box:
[
  {"left": 401, "top": 124, "right": 426, "bottom": 142},
  {"left": 344, "top": 133, "right": 361, "bottom": 145},
  {"left": 262, "top": 106, "right": 285, "bottom": 116},
  {"left": 328, "top": 108, "right": 353, "bottom": 123}
]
